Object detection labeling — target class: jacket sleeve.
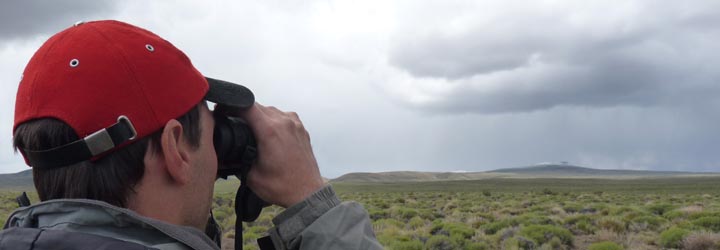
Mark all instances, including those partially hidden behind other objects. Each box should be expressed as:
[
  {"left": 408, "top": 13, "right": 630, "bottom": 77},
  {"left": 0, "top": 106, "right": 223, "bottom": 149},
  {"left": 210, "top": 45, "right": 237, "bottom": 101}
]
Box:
[{"left": 266, "top": 185, "right": 383, "bottom": 250}]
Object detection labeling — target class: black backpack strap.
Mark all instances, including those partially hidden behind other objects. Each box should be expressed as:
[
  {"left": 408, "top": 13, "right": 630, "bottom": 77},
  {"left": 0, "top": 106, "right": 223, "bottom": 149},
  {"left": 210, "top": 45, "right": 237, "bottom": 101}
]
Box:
[
  {"left": 0, "top": 228, "right": 157, "bottom": 250},
  {"left": 16, "top": 192, "right": 31, "bottom": 208},
  {"left": 257, "top": 236, "right": 276, "bottom": 250},
  {"left": 205, "top": 212, "right": 222, "bottom": 248}
]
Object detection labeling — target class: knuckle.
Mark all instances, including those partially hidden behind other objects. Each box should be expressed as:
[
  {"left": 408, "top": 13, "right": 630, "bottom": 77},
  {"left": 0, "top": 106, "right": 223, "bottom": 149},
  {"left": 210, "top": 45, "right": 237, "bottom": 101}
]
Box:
[
  {"left": 258, "top": 125, "right": 278, "bottom": 138},
  {"left": 287, "top": 111, "right": 299, "bottom": 119},
  {"left": 268, "top": 106, "right": 282, "bottom": 113},
  {"left": 283, "top": 118, "right": 296, "bottom": 129}
]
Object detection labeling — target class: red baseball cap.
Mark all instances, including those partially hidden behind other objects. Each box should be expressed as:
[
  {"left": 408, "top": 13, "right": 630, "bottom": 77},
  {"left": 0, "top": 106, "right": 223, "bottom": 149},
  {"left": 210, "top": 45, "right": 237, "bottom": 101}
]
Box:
[{"left": 14, "top": 20, "right": 254, "bottom": 169}]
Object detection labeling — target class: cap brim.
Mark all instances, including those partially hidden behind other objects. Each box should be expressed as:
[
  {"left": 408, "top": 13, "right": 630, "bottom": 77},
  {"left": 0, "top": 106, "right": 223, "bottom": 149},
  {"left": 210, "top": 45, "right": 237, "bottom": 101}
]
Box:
[{"left": 205, "top": 77, "right": 255, "bottom": 109}]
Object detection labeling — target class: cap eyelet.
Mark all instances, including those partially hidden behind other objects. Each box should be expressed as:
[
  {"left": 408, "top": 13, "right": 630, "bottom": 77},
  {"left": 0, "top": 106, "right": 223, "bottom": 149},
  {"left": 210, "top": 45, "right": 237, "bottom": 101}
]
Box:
[
  {"left": 145, "top": 44, "right": 155, "bottom": 52},
  {"left": 69, "top": 59, "right": 79, "bottom": 67}
]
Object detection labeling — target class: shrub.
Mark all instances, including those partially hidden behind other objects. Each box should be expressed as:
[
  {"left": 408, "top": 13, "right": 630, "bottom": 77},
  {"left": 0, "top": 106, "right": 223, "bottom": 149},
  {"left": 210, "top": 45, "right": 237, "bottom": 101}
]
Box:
[
  {"left": 425, "top": 235, "right": 454, "bottom": 250},
  {"left": 647, "top": 203, "right": 674, "bottom": 216},
  {"left": 588, "top": 241, "right": 624, "bottom": 250},
  {"left": 241, "top": 244, "right": 259, "bottom": 250},
  {"left": 394, "top": 207, "right": 418, "bottom": 220},
  {"left": 693, "top": 216, "right": 720, "bottom": 232},
  {"left": 663, "top": 210, "right": 685, "bottom": 220},
  {"left": 374, "top": 218, "right": 404, "bottom": 232},
  {"left": 376, "top": 201, "right": 390, "bottom": 209},
  {"left": 682, "top": 232, "right": 720, "bottom": 250},
  {"left": 542, "top": 188, "right": 556, "bottom": 195},
  {"left": 242, "top": 231, "right": 260, "bottom": 245},
  {"left": 563, "top": 204, "right": 583, "bottom": 214},
  {"left": 408, "top": 216, "right": 425, "bottom": 229},
  {"left": 389, "top": 240, "right": 423, "bottom": 250},
  {"left": 564, "top": 214, "right": 593, "bottom": 225},
  {"left": 689, "top": 211, "right": 720, "bottom": 220},
  {"left": 213, "top": 209, "right": 229, "bottom": 222},
  {"left": 631, "top": 215, "right": 667, "bottom": 230},
  {"left": 576, "top": 220, "right": 596, "bottom": 234},
  {"left": 502, "top": 237, "right": 521, "bottom": 250},
  {"left": 597, "top": 217, "right": 626, "bottom": 233},
  {"left": 465, "top": 241, "right": 490, "bottom": 250},
  {"left": 443, "top": 222, "right": 475, "bottom": 239},
  {"left": 219, "top": 214, "right": 236, "bottom": 232},
  {"left": 483, "top": 219, "right": 514, "bottom": 234},
  {"left": 565, "top": 214, "right": 595, "bottom": 234},
  {"left": 245, "top": 225, "right": 266, "bottom": 235},
  {"left": 369, "top": 208, "right": 389, "bottom": 220},
  {"left": 519, "top": 225, "right": 573, "bottom": 247},
  {"left": 544, "top": 236, "right": 563, "bottom": 249},
  {"left": 516, "top": 236, "right": 537, "bottom": 249},
  {"left": 450, "top": 234, "right": 468, "bottom": 248},
  {"left": 608, "top": 206, "right": 636, "bottom": 216},
  {"left": 518, "top": 213, "right": 555, "bottom": 226},
  {"left": 660, "top": 227, "right": 690, "bottom": 249}
]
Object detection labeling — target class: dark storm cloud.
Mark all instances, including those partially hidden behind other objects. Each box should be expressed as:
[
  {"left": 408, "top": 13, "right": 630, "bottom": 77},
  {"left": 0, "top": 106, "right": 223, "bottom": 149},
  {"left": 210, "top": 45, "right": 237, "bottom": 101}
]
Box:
[
  {"left": 0, "top": 0, "right": 118, "bottom": 40},
  {"left": 387, "top": 1, "right": 720, "bottom": 114}
]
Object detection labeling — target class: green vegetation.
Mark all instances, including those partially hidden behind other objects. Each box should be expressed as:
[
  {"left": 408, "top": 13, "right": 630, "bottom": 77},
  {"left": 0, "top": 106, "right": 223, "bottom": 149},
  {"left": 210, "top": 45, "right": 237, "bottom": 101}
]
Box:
[
  {"left": 588, "top": 241, "right": 624, "bottom": 250},
  {"left": 519, "top": 225, "right": 573, "bottom": 247},
  {"left": 692, "top": 216, "right": 720, "bottom": 232},
  {"left": 2, "top": 176, "right": 720, "bottom": 249},
  {"left": 660, "top": 227, "right": 690, "bottom": 248}
]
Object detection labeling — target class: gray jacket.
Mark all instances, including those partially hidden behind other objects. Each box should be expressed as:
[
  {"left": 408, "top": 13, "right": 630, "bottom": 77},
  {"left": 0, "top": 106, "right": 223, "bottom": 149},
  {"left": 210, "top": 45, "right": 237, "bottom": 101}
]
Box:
[{"left": 1, "top": 185, "right": 382, "bottom": 250}]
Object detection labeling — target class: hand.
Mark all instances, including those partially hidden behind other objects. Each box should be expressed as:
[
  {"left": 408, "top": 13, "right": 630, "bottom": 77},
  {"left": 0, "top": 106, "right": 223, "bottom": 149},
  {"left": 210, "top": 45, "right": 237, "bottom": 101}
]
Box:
[{"left": 238, "top": 103, "right": 324, "bottom": 208}]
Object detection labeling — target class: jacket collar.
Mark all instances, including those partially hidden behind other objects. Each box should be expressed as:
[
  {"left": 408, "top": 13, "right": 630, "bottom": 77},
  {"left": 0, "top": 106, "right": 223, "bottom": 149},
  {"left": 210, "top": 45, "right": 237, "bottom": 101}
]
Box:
[{"left": 5, "top": 199, "right": 220, "bottom": 250}]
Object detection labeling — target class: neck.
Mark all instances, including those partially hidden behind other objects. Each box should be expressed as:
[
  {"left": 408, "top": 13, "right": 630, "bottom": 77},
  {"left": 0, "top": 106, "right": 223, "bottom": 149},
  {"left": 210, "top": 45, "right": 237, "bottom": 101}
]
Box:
[{"left": 127, "top": 181, "right": 188, "bottom": 226}]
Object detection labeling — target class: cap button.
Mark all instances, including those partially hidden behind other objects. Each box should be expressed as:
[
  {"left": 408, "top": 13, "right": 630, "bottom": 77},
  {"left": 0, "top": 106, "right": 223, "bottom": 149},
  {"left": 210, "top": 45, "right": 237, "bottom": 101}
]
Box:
[{"left": 73, "top": 21, "right": 85, "bottom": 27}]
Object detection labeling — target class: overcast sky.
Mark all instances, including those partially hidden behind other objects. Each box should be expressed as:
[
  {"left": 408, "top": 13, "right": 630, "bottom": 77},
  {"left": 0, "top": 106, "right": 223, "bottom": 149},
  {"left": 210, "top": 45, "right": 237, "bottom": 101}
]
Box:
[{"left": 1, "top": 0, "right": 719, "bottom": 177}]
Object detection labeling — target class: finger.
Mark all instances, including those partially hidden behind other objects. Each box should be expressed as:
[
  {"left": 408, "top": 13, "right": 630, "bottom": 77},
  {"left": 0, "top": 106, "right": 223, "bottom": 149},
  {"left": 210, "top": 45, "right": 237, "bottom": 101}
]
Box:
[
  {"left": 289, "top": 115, "right": 304, "bottom": 131},
  {"left": 238, "top": 102, "right": 269, "bottom": 129},
  {"left": 264, "top": 106, "right": 284, "bottom": 116},
  {"left": 286, "top": 111, "right": 300, "bottom": 121}
]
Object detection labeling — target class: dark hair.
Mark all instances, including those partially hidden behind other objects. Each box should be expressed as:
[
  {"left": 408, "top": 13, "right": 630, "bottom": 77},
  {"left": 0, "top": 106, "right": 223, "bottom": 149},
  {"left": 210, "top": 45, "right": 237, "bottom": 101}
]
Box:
[{"left": 12, "top": 102, "right": 204, "bottom": 207}]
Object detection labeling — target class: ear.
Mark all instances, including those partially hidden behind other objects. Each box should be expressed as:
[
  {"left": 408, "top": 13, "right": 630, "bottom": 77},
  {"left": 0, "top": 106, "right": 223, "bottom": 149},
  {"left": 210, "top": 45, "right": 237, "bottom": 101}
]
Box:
[{"left": 160, "top": 119, "right": 192, "bottom": 185}]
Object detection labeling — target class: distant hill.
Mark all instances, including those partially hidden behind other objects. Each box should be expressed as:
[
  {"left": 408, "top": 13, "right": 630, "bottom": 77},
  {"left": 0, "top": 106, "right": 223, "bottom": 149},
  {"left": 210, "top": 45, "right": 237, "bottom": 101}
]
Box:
[
  {"left": 487, "top": 164, "right": 699, "bottom": 176},
  {"left": 2, "top": 164, "right": 715, "bottom": 187},
  {"left": 331, "top": 171, "right": 508, "bottom": 182},
  {"left": 0, "top": 169, "right": 34, "bottom": 190},
  {"left": 332, "top": 164, "right": 714, "bottom": 183},
  {"left": 329, "top": 171, "right": 501, "bottom": 183},
  {"left": 0, "top": 170, "right": 323, "bottom": 192}
]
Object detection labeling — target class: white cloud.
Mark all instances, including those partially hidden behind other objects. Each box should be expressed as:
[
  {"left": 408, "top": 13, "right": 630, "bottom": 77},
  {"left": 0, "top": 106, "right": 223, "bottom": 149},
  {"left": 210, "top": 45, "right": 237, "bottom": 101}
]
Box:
[
  {"left": 377, "top": 0, "right": 720, "bottom": 113},
  {"left": 0, "top": 39, "right": 45, "bottom": 173},
  {"left": 1, "top": 0, "right": 719, "bottom": 176}
]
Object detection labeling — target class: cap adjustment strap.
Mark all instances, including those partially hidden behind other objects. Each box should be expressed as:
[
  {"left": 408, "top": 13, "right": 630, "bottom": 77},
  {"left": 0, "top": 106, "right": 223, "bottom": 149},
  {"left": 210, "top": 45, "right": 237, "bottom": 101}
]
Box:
[{"left": 22, "top": 116, "right": 137, "bottom": 169}]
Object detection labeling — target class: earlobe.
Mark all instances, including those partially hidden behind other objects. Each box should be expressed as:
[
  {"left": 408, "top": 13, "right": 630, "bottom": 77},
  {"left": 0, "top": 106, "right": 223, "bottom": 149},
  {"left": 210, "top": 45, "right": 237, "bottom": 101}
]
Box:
[{"left": 160, "top": 119, "right": 191, "bottom": 185}]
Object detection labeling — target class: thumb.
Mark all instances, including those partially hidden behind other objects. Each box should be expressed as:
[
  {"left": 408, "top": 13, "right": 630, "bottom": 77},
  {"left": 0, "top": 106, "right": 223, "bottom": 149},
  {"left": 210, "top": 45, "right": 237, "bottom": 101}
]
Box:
[{"left": 237, "top": 102, "right": 268, "bottom": 132}]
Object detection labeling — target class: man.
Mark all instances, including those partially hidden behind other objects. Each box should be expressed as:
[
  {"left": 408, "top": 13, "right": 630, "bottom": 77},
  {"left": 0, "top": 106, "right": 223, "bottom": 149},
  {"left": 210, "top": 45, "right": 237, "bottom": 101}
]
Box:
[{"left": 0, "top": 20, "right": 382, "bottom": 250}]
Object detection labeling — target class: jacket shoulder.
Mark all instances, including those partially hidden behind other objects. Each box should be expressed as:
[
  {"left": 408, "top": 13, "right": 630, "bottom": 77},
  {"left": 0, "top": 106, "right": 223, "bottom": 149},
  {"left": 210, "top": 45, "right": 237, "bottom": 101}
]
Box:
[{"left": 0, "top": 227, "right": 157, "bottom": 250}]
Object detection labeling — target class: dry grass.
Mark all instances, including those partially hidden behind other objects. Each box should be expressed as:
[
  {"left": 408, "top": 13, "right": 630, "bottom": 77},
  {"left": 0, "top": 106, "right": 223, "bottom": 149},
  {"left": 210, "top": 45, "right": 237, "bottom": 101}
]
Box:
[
  {"left": 679, "top": 205, "right": 704, "bottom": 214},
  {"left": 683, "top": 231, "right": 720, "bottom": 250}
]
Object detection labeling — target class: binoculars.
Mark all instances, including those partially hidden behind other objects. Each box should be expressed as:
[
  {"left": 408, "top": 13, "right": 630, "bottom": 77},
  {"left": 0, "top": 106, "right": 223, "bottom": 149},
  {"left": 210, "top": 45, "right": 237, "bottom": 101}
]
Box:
[
  {"left": 212, "top": 104, "right": 268, "bottom": 223},
  {"left": 213, "top": 107, "right": 257, "bottom": 179}
]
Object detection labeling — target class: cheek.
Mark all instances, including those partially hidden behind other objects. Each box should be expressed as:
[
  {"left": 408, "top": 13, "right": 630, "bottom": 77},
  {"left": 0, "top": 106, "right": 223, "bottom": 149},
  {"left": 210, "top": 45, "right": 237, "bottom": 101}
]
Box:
[
  {"left": 204, "top": 128, "right": 218, "bottom": 174},
  {"left": 207, "top": 142, "right": 218, "bottom": 173}
]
